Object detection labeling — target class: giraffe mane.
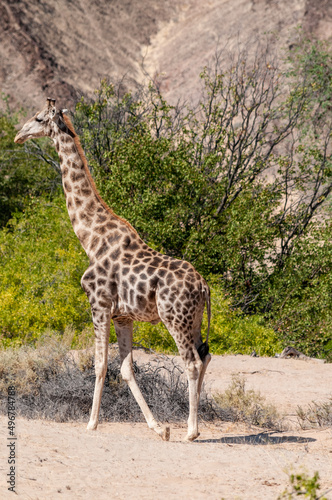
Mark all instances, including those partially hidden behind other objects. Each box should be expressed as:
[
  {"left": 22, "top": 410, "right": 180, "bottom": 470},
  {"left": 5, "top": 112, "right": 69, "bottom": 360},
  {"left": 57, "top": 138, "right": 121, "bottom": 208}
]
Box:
[{"left": 62, "top": 114, "right": 138, "bottom": 236}]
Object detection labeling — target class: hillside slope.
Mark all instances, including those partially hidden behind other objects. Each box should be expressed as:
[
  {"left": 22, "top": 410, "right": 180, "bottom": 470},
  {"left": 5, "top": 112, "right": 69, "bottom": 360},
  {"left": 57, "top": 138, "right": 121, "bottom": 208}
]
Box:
[{"left": 0, "top": 0, "right": 331, "bottom": 111}]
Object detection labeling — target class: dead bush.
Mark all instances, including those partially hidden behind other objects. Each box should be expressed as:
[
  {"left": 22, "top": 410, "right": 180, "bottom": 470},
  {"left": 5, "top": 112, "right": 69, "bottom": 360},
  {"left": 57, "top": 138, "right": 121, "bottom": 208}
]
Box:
[
  {"left": 297, "top": 399, "right": 332, "bottom": 429},
  {"left": 0, "top": 340, "right": 283, "bottom": 430},
  {"left": 213, "top": 374, "right": 283, "bottom": 430}
]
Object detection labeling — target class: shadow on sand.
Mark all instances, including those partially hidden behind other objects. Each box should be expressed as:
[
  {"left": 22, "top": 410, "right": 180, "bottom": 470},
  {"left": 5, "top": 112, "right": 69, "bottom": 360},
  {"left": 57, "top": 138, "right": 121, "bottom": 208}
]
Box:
[{"left": 197, "top": 432, "right": 316, "bottom": 445}]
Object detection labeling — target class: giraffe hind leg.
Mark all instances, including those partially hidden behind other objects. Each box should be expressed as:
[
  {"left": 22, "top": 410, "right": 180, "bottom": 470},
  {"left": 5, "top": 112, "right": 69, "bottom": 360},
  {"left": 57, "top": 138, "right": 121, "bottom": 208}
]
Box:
[{"left": 160, "top": 314, "right": 208, "bottom": 441}]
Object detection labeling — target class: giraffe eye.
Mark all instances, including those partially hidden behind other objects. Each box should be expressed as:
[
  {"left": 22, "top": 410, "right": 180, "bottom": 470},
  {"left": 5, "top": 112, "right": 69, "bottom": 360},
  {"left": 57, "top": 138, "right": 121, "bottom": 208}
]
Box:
[{"left": 35, "top": 117, "right": 43, "bottom": 123}]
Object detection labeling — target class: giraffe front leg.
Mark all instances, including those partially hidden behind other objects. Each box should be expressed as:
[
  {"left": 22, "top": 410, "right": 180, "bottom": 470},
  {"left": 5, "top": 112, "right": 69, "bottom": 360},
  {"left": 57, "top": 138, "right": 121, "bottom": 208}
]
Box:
[
  {"left": 87, "top": 308, "right": 111, "bottom": 431},
  {"left": 114, "top": 318, "right": 170, "bottom": 441}
]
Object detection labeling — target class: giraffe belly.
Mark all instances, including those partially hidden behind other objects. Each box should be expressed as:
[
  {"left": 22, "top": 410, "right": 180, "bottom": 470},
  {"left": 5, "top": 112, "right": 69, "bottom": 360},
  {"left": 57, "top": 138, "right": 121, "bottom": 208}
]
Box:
[{"left": 116, "top": 296, "right": 161, "bottom": 324}]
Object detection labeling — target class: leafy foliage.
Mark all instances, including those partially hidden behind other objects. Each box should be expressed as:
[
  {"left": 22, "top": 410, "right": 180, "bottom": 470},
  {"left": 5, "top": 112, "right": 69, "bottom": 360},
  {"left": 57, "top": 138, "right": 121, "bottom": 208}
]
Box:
[
  {"left": 1, "top": 35, "right": 331, "bottom": 358},
  {"left": 133, "top": 282, "right": 281, "bottom": 356},
  {"left": 278, "top": 470, "right": 328, "bottom": 500},
  {"left": 71, "top": 36, "right": 331, "bottom": 357},
  {"left": 0, "top": 103, "right": 60, "bottom": 227},
  {"left": 0, "top": 196, "right": 90, "bottom": 344},
  {"left": 0, "top": 193, "right": 278, "bottom": 354}
]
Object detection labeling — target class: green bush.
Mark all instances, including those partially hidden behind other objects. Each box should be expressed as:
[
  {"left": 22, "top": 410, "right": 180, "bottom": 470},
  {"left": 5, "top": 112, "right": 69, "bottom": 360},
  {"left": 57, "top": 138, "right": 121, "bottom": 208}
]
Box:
[
  {"left": 0, "top": 195, "right": 278, "bottom": 355},
  {"left": 132, "top": 282, "right": 281, "bottom": 356},
  {"left": 0, "top": 196, "right": 91, "bottom": 345},
  {"left": 0, "top": 107, "right": 60, "bottom": 227},
  {"left": 278, "top": 470, "right": 328, "bottom": 499},
  {"left": 71, "top": 36, "right": 331, "bottom": 357},
  {"left": 265, "top": 222, "right": 332, "bottom": 360},
  {"left": 2, "top": 36, "right": 331, "bottom": 358}
]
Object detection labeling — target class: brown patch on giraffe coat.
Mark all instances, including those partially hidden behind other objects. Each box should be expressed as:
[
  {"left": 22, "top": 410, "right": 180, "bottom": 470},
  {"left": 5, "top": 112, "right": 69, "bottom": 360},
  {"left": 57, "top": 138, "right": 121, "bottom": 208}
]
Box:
[
  {"left": 109, "top": 282, "right": 117, "bottom": 296},
  {"left": 70, "top": 215, "right": 77, "bottom": 226},
  {"left": 79, "top": 212, "right": 93, "bottom": 226},
  {"left": 97, "top": 214, "right": 107, "bottom": 223},
  {"left": 77, "top": 229, "right": 91, "bottom": 245},
  {"left": 103, "top": 258, "right": 110, "bottom": 270},
  {"left": 63, "top": 181, "right": 72, "bottom": 192},
  {"left": 150, "top": 276, "right": 159, "bottom": 288},
  {"left": 95, "top": 225, "right": 107, "bottom": 235},
  {"left": 86, "top": 200, "right": 96, "bottom": 213},
  {"left": 133, "top": 264, "right": 145, "bottom": 274},
  {"left": 128, "top": 241, "right": 140, "bottom": 251},
  {"left": 110, "top": 247, "right": 121, "bottom": 260},
  {"left": 97, "top": 265, "right": 107, "bottom": 276},
  {"left": 137, "top": 282, "right": 146, "bottom": 294},
  {"left": 137, "top": 295, "right": 147, "bottom": 308},
  {"left": 166, "top": 273, "right": 175, "bottom": 286},
  {"left": 112, "top": 263, "right": 120, "bottom": 273},
  {"left": 90, "top": 236, "right": 100, "bottom": 251},
  {"left": 96, "top": 240, "right": 109, "bottom": 259},
  {"left": 169, "top": 260, "right": 182, "bottom": 270},
  {"left": 129, "top": 274, "right": 137, "bottom": 285},
  {"left": 74, "top": 197, "right": 83, "bottom": 207},
  {"left": 107, "top": 232, "right": 122, "bottom": 245},
  {"left": 106, "top": 221, "right": 118, "bottom": 230}
]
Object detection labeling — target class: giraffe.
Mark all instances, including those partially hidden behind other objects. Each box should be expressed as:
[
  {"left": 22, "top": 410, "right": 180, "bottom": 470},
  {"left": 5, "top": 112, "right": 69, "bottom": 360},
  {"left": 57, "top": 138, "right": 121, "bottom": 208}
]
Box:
[{"left": 14, "top": 98, "right": 211, "bottom": 442}]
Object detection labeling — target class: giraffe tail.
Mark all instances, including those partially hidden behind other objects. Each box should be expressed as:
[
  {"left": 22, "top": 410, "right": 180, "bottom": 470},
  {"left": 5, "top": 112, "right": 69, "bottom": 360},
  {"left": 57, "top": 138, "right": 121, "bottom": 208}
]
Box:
[{"left": 197, "top": 284, "right": 211, "bottom": 361}]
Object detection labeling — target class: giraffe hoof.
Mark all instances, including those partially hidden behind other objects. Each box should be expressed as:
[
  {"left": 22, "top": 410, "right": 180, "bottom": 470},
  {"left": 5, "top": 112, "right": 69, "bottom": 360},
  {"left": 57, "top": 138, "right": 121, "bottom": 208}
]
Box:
[
  {"left": 184, "top": 432, "right": 200, "bottom": 442},
  {"left": 162, "top": 426, "right": 170, "bottom": 441},
  {"left": 87, "top": 422, "right": 97, "bottom": 431}
]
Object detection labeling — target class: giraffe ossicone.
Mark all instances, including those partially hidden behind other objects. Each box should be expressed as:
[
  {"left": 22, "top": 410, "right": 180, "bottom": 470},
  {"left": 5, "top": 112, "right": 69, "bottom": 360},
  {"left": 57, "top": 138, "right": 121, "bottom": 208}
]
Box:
[{"left": 14, "top": 98, "right": 212, "bottom": 442}]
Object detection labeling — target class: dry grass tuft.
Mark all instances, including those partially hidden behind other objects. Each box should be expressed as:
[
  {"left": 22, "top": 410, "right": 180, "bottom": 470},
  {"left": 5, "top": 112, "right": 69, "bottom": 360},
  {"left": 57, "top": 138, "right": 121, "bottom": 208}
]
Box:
[
  {"left": 297, "top": 399, "right": 332, "bottom": 429},
  {"left": 0, "top": 334, "right": 69, "bottom": 397},
  {"left": 213, "top": 374, "right": 283, "bottom": 430},
  {"left": 0, "top": 337, "right": 217, "bottom": 423},
  {"left": 0, "top": 339, "right": 283, "bottom": 430}
]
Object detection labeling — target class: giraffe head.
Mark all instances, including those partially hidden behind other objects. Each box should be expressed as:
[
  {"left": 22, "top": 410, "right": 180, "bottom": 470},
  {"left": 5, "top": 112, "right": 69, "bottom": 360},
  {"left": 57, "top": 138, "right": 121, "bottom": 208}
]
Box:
[{"left": 14, "top": 98, "right": 71, "bottom": 144}]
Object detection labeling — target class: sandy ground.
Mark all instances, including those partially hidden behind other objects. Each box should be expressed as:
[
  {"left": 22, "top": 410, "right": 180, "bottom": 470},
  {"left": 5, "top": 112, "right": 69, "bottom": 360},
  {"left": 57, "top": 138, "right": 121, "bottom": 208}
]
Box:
[{"left": 1, "top": 353, "right": 332, "bottom": 500}]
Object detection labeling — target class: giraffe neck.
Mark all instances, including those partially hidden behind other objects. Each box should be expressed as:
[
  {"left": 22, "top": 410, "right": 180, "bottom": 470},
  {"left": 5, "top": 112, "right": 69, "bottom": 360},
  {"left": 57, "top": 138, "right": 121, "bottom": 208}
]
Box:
[{"left": 52, "top": 129, "right": 135, "bottom": 261}]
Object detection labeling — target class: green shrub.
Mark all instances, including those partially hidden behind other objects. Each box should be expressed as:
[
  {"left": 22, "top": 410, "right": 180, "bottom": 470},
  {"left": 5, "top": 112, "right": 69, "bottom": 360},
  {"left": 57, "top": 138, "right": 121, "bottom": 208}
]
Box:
[
  {"left": 0, "top": 196, "right": 91, "bottom": 345},
  {"left": 0, "top": 108, "right": 60, "bottom": 227},
  {"left": 72, "top": 36, "right": 331, "bottom": 358},
  {"left": 208, "top": 284, "right": 282, "bottom": 356},
  {"left": 278, "top": 470, "right": 328, "bottom": 499},
  {"left": 0, "top": 195, "right": 278, "bottom": 354},
  {"left": 133, "top": 282, "right": 281, "bottom": 356}
]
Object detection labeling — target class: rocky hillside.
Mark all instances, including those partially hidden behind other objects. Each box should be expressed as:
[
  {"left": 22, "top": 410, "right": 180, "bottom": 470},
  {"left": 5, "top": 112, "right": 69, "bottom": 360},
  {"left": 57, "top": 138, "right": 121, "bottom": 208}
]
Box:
[{"left": 0, "top": 0, "right": 331, "bottom": 111}]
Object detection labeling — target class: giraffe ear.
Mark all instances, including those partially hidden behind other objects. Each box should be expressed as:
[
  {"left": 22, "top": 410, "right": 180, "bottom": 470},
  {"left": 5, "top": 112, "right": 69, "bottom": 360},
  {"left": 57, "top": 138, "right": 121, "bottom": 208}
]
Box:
[
  {"left": 54, "top": 111, "right": 75, "bottom": 138},
  {"left": 46, "top": 97, "right": 56, "bottom": 108}
]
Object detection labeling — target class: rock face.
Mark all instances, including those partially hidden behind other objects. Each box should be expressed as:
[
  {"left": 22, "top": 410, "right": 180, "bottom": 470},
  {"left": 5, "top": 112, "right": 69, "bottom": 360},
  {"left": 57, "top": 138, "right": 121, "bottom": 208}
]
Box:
[{"left": 0, "top": 0, "right": 331, "bottom": 111}]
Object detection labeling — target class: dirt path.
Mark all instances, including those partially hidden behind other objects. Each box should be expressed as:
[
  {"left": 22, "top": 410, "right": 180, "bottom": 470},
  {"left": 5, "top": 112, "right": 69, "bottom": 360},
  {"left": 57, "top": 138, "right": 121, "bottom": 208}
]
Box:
[{"left": 1, "top": 354, "right": 332, "bottom": 500}]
